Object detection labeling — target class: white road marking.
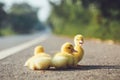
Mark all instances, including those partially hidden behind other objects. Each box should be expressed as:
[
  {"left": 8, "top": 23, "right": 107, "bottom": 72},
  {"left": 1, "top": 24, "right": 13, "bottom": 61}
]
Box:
[{"left": 0, "top": 34, "right": 48, "bottom": 60}]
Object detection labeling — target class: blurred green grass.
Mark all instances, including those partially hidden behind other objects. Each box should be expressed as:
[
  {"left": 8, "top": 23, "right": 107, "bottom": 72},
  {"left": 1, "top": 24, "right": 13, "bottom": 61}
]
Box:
[
  {"left": 0, "top": 27, "right": 16, "bottom": 36},
  {"left": 49, "top": 1, "right": 120, "bottom": 42},
  {"left": 51, "top": 19, "right": 120, "bottom": 42}
]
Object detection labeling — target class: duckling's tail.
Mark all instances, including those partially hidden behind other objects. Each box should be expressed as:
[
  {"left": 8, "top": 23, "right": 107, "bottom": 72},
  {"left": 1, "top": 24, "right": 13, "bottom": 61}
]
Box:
[{"left": 24, "top": 61, "right": 28, "bottom": 66}]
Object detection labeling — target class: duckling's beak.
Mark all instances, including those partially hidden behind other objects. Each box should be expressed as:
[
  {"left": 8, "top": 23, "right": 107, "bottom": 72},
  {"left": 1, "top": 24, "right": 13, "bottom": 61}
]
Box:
[
  {"left": 79, "top": 40, "right": 83, "bottom": 45},
  {"left": 72, "top": 49, "right": 77, "bottom": 52}
]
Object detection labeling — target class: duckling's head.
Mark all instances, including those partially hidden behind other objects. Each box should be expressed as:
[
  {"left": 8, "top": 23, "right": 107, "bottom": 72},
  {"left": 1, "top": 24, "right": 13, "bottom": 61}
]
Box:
[
  {"left": 34, "top": 46, "right": 44, "bottom": 55},
  {"left": 61, "top": 42, "right": 74, "bottom": 53},
  {"left": 74, "top": 34, "right": 84, "bottom": 46}
]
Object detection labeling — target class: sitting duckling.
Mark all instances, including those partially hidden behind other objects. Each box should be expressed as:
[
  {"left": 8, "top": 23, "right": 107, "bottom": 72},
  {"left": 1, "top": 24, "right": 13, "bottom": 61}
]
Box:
[
  {"left": 52, "top": 42, "right": 75, "bottom": 69},
  {"left": 34, "top": 46, "right": 51, "bottom": 57},
  {"left": 24, "top": 46, "right": 52, "bottom": 70},
  {"left": 73, "top": 34, "right": 84, "bottom": 66}
]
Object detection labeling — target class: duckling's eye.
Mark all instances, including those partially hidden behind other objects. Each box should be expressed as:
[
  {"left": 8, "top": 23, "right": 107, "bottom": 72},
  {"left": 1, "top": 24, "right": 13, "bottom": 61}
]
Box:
[
  {"left": 68, "top": 47, "right": 71, "bottom": 49},
  {"left": 81, "top": 38, "right": 83, "bottom": 41}
]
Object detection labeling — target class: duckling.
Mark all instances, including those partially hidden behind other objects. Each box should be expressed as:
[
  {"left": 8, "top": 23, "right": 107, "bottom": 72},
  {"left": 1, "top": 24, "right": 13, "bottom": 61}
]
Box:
[
  {"left": 34, "top": 46, "right": 51, "bottom": 57},
  {"left": 73, "top": 34, "right": 84, "bottom": 66},
  {"left": 52, "top": 42, "right": 74, "bottom": 69},
  {"left": 24, "top": 46, "right": 51, "bottom": 70}
]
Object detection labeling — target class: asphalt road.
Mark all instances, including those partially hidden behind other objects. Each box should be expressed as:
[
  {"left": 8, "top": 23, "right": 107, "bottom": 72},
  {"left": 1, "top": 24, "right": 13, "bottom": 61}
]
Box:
[
  {"left": 0, "top": 33, "right": 120, "bottom": 80},
  {"left": 0, "top": 32, "right": 46, "bottom": 51}
]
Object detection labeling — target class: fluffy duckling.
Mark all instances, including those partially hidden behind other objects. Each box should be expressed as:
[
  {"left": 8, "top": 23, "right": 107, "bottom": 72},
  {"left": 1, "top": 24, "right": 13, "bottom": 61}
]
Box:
[
  {"left": 24, "top": 46, "right": 51, "bottom": 70},
  {"left": 73, "top": 34, "right": 84, "bottom": 66},
  {"left": 52, "top": 42, "right": 74, "bottom": 69},
  {"left": 34, "top": 46, "right": 51, "bottom": 57}
]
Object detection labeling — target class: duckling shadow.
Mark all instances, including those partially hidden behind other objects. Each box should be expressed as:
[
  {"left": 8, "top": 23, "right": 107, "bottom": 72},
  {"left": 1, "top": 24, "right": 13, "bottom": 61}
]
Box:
[{"left": 49, "top": 65, "right": 120, "bottom": 71}]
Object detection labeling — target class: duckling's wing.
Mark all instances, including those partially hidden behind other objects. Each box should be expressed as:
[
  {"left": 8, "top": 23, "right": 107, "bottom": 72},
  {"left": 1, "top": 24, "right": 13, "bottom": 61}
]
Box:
[
  {"left": 34, "top": 57, "right": 52, "bottom": 69},
  {"left": 52, "top": 55, "right": 68, "bottom": 69},
  {"left": 67, "top": 54, "right": 74, "bottom": 67}
]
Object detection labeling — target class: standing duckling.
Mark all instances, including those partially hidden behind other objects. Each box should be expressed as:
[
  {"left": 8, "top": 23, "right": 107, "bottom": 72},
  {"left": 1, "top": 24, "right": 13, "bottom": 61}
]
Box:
[
  {"left": 73, "top": 34, "right": 84, "bottom": 66},
  {"left": 24, "top": 46, "right": 52, "bottom": 70},
  {"left": 52, "top": 42, "right": 74, "bottom": 69}
]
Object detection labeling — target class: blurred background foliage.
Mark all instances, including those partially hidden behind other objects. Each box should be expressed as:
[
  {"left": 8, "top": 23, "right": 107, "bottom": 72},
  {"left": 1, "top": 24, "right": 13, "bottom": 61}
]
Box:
[
  {"left": 0, "top": 2, "right": 45, "bottom": 36},
  {"left": 9, "top": 3, "right": 40, "bottom": 34},
  {"left": 49, "top": 0, "right": 120, "bottom": 41},
  {"left": 0, "top": 0, "right": 120, "bottom": 41}
]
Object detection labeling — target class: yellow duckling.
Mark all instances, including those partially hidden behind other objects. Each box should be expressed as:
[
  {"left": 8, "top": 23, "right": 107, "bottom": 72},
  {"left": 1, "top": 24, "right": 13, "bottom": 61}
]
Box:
[
  {"left": 73, "top": 34, "right": 84, "bottom": 66},
  {"left": 34, "top": 46, "right": 51, "bottom": 57},
  {"left": 52, "top": 42, "right": 74, "bottom": 69},
  {"left": 24, "top": 46, "right": 51, "bottom": 70}
]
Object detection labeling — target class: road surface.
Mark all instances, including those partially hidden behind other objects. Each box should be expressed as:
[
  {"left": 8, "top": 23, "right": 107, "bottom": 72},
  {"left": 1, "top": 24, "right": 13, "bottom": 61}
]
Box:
[
  {"left": 0, "top": 31, "right": 47, "bottom": 51},
  {"left": 0, "top": 32, "right": 120, "bottom": 80}
]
